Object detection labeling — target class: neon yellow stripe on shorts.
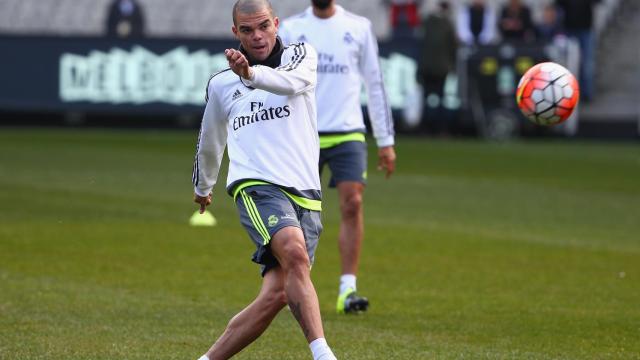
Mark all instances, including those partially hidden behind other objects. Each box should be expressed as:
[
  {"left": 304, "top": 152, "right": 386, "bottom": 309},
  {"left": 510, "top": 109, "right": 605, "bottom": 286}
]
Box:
[
  {"left": 240, "top": 190, "right": 271, "bottom": 245},
  {"left": 281, "top": 191, "right": 322, "bottom": 211},
  {"left": 233, "top": 180, "right": 271, "bottom": 201},
  {"left": 319, "top": 132, "right": 365, "bottom": 149},
  {"left": 233, "top": 180, "right": 321, "bottom": 211}
]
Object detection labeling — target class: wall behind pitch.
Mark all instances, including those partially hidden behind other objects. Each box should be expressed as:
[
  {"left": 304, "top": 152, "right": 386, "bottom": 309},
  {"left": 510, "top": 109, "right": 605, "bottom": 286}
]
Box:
[{"left": 0, "top": 35, "right": 420, "bottom": 120}]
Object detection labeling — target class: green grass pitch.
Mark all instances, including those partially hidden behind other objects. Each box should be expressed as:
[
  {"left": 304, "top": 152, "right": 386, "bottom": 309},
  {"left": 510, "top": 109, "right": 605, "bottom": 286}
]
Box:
[{"left": 1, "top": 129, "right": 639, "bottom": 359}]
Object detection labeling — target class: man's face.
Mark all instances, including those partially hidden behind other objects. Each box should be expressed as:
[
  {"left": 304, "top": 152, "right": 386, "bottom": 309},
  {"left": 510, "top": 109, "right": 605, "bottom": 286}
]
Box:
[
  {"left": 232, "top": 7, "right": 279, "bottom": 61},
  {"left": 311, "top": 0, "right": 332, "bottom": 10}
]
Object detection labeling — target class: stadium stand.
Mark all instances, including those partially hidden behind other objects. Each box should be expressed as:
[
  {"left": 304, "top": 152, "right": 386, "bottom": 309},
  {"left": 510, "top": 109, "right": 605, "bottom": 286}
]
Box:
[
  {"left": 0, "top": 0, "right": 622, "bottom": 40},
  {"left": 0, "top": 0, "right": 389, "bottom": 38},
  {"left": 579, "top": 0, "right": 640, "bottom": 135}
]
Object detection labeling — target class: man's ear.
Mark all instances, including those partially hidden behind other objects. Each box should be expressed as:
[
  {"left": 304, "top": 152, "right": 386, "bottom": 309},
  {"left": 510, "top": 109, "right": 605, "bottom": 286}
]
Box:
[{"left": 232, "top": 25, "right": 239, "bottom": 39}]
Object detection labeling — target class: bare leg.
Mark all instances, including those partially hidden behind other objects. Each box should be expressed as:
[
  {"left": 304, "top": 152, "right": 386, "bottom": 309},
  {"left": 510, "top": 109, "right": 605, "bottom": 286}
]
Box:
[
  {"left": 206, "top": 267, "right": 287, "bottom": 360},
  {"left": 269, "top": 226, "right": 324, "bottom": 342},
  {"left": 336, "top": 181, "right": 364, "bottom": 276}
]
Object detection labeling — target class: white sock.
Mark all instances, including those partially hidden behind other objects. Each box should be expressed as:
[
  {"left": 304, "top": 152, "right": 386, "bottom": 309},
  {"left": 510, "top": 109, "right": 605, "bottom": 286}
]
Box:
[
  {"left": 309, "top": 338, "right": 336, "bottom": 360},
  {"left": 339, "top": 274, "right": 356, "bottom": 294},
  {"left": 197, "top": 355, "right": 209, "bottom": 360}
]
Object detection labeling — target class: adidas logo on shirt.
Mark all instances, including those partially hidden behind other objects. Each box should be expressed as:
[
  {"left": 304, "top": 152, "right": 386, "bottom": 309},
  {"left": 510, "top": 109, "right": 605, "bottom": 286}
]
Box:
[{"left": 232, "top": 89, "right": 243, "bottom": 100}]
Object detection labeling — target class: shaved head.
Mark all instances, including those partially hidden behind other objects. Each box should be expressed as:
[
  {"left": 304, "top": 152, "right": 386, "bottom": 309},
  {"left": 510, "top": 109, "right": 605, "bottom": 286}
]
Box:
[{"left": 233, "top": 0, "right": 274, "bottom": 25}]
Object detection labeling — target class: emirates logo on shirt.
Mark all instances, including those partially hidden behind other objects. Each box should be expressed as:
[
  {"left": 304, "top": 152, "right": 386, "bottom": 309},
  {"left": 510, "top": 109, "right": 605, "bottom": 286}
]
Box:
[
  {"left": 317, "top": 52, "right": 349, "bottom": 74},
  {"left": 232, "top": 101, "right": 291, "bottom": 131}
]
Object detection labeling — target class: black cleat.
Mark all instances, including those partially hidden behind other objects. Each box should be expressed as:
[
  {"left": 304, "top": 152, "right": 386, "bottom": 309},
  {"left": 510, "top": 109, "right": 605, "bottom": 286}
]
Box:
[{"left": 337, "top": 288, "right": 369, "bottom": 314}]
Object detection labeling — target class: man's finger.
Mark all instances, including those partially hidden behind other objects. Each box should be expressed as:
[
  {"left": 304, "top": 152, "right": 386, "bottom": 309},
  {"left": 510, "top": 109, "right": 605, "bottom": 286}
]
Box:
[
  {"left": 199, "top": 202, "right": 206, "bottom": 214},
  {"left": 385, "top": 163, "right": 394, "bottom": 178},
  {"left": 377, "top": 156, "right": 393, "bottom": 179}
]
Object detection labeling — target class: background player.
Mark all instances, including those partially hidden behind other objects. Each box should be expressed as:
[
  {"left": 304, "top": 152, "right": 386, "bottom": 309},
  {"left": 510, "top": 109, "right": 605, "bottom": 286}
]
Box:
[{"left": 280, "top": 0, "right": 396, "bottom": 314}]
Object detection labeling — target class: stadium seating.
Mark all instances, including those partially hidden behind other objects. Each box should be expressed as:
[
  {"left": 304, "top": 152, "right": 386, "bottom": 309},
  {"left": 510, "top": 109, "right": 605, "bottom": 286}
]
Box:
[
  {"left": 0, "top": 0, "right": 385, "bottom": 38},
  {"left": 0, "top": 0, "right": 622, "bottom": 40}
]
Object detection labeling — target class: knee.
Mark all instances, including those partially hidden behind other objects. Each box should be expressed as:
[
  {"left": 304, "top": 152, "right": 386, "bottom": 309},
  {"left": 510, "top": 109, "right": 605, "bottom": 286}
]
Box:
[
  {"left": 340, "top": 192, "right": 363, "bottom": 219},
  {"left": 279, "top": 241, "right": 311, "bottom": 273}
]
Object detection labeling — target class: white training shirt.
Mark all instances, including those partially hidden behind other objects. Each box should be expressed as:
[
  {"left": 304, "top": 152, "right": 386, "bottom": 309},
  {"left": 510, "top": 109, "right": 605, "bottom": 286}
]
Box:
[
  {"left": 192, "top": 42, "right": 321, "bottom": 200},
  {"left": 279, "top": 5, "right": 395, "bottom": 147}
]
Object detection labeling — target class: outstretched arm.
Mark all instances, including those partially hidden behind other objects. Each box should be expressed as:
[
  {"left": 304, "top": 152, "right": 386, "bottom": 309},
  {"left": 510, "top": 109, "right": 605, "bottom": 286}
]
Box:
[{"left": 226, "top": 43, "right": 318, "bottom": 96}]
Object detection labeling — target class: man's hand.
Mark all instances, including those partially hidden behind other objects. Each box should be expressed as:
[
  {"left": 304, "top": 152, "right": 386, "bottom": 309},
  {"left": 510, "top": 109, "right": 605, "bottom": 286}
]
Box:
[
  {"left": 377, "top": 146, "right": 396, "bottom": 179},
  {"left": 194, "top": 193, "right": 212, "bottom": 214},
  {"left": 225, "top": 49, "right": 254, "bottom": 80}
]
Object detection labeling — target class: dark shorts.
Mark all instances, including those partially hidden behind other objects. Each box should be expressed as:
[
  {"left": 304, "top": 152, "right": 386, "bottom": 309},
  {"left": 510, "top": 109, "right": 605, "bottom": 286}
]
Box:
[
  {"left": 235, "top": 185, "right": 323, "bottom": 276},
  {"left": 319, "top": 141, "right": 368, "bottom": 188}
]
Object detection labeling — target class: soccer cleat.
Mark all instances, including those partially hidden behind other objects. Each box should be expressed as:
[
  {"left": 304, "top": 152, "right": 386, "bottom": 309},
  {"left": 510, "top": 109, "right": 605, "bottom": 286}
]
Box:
[{"left": 336, "top": 288, "right": 369, "bottom": 314}]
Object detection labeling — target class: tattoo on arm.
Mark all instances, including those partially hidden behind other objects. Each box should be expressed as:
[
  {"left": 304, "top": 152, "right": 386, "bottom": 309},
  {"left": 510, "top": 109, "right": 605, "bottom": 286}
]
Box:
[{"left": 289, "top": 301, "right": 310, "bottom": 338}]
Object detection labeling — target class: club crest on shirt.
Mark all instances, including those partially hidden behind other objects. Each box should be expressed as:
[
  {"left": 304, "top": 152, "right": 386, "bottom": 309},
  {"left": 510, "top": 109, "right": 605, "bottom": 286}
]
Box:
[
  {"left": 297, "top": 34, "right": 307, "bottom": 43},
  {"left": 343, "top": 32, "right": 354, "bottom": 44}
]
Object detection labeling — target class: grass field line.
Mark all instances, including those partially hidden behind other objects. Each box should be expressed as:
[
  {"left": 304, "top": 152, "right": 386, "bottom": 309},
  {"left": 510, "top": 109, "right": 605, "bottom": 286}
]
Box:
[
  {"left": 365, "top": 215, "right": 640, "bottom": 255},
  {"left": 0, "top": 268, "right": 234, "bottom": 318},
  {"left": 0, "top": 178, "right": 183, "bottom": 207},
  {"left": 389, "top": 172, "right": 640, "bottom": 198},
  {"left": 2, "top": 171, "right": 637, "bottom": 254},
  {"left": 4, "top": 269, "right": 571, "bottom": 359}
]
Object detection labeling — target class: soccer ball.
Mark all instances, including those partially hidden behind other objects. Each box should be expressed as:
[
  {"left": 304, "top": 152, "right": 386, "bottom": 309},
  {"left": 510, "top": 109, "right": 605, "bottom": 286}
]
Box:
[{"left": 516, "top": 62, "right": 580, "bottom": 126}]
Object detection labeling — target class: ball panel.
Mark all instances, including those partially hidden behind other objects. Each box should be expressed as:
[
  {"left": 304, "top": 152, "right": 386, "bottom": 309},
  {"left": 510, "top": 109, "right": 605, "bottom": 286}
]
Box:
[
  {"left": 543, "top": 86, "right": 555, "bottom": 104},
  {"left": 521, "top": 98, "right": 536, "bottom": 113},
  {"left": 536, "top": 100, "right": 554, "bottom": 114},
  {"left": 556, "top": 74, "right": 570, "bottom": 87},
  {"left": 555, "top": 107, "right": 572, "bottom": 120},
  {"left": 562, "top": 85, "right": 574, "bottom": 99},
  {"left": 531, "top": 89, "right": 544, "bottom": 103}
]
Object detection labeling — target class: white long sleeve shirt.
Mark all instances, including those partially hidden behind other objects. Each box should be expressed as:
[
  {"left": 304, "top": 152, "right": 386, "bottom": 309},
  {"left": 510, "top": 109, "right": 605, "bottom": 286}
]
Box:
[
  {"left": 192, "top": 41, "right": 321, "bottom": 201},
  {"left": 279, "top": 6, "right": 395, "bottom": 148}
]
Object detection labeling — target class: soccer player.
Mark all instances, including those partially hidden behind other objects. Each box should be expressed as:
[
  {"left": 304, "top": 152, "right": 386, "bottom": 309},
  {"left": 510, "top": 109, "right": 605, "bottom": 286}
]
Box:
[
  {"left": 192, "top": 1, "right": 337, "bottom": 359},
  {"left": 279, "top": 0, "right": 396, "bottom": 314}
]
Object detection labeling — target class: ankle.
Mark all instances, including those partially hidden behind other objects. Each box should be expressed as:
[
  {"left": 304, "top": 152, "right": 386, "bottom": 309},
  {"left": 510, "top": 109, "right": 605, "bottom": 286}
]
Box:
[
  {"left": 309, "top": 338, "right": 336, "bottom": 360},
  {"left": 339, "top": 274, "right": 356, "bottom": 294}
]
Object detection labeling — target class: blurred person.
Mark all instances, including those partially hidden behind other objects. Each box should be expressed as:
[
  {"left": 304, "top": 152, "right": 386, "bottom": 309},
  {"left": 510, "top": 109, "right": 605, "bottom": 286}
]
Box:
[
  {"left": 536, "top": 3, "right": 564, "bottom": 42},
  {"left": 417, "top": 1, "right": 458, "bottom": 135},
  {"left": 106, "top": 0, "right": 145, "bottom": 38},
  {"left": 192, "top": 1, "right": 338, "bottom": 359},
  {"left": 280, "top": 0, "right": 396, "bottom": 315},
  {"left": 456, "top": 0, "right": 497, "bottom": 45},
  {"left": 555, "top": 0, "right": 601, "bottom": 102},
  {"left": 498, "top": 0, "right": 535, "bottom": 43},
  {"left": 383, "top": 0, "right": 424, "bottom": 38}
]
